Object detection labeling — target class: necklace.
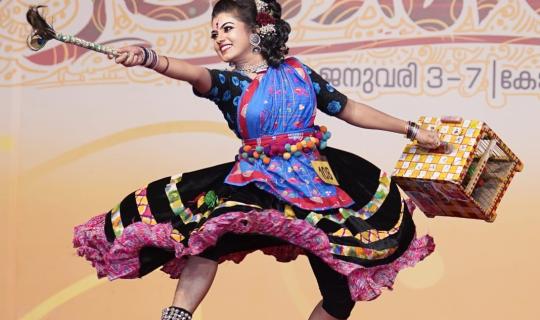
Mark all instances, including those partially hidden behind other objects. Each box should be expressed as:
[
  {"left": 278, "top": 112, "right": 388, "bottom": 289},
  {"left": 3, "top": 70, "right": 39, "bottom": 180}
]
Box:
[{"left": 233, "top": 61, "right": 268, "bottom": 74}]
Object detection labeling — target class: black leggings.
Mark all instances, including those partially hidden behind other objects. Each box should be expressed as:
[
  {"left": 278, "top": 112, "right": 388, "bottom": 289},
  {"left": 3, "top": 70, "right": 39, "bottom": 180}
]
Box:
[{"left": 198, "top": 233, "right": 356, "bottom": 319}]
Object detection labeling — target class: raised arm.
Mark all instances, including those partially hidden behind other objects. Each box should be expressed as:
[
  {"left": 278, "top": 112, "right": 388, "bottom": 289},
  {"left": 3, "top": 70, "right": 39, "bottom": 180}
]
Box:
[
  {"left": 112, "top": 46, "right": 212, "bottom": 94},
  {"left": 338, "top": 99, "right": 441, "bottom": 149}
]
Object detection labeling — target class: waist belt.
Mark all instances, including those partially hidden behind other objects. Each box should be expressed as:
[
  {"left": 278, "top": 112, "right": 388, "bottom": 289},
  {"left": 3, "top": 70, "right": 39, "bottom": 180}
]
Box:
[{"left": 238, "top": 125, "right": 332, "bottom": 165}]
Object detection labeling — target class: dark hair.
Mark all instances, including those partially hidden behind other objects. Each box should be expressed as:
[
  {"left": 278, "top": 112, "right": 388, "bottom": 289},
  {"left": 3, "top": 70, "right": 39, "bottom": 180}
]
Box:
[{"left": 212, "top": 0, "right": 291, "bottom": 67}]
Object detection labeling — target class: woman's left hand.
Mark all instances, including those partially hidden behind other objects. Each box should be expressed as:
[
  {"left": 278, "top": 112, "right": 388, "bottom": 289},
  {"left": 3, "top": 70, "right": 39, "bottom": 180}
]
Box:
[{"left": 415, "top": 128, "right": 441, "bottom": 149}]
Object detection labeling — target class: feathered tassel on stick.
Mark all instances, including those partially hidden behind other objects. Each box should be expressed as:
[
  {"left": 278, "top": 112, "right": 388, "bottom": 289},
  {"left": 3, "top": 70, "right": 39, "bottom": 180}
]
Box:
[{"left": 26, "top": 5, "right": 118, "bottom": 57}]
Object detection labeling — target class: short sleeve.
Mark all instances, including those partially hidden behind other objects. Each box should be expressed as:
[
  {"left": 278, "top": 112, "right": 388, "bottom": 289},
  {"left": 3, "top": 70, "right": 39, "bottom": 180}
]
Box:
[
  {"left": 193, "top": 68, "right": 249, "bottom": 105},
  {"left": 193, "top": 68, "right": 228, "bottom": 102},
  {"left": 192, "top": 68, "right": 250, "bottom": 138},
  {"left": 302, "top": 64, "right": 348, "bottom": 117}
]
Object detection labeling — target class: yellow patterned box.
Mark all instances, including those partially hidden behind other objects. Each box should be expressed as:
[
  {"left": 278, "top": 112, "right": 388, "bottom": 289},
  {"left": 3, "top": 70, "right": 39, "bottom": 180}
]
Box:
[{"left": 392, "top": 116, "right": 523, "bottom": 222}]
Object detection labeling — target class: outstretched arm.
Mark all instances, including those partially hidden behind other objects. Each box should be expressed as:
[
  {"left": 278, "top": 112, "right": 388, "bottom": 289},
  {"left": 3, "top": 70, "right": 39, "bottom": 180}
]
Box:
[
  {"left": 338, "top": 99, "right": 441, "bottom": 149},
  {"left": 338, "top": 99, "right": 408, "bottom": 134},
  {"left": 303, "top": 62, "right": 440, "bottom": 150},
  {"left": 112, "top": 46, "right": 212, "bottom": 94}
]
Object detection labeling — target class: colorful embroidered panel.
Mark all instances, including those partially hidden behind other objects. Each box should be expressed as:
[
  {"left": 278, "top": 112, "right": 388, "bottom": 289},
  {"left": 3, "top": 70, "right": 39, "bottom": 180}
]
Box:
[
  {"left": 169, "top": 200, "right": 263, "bottom": 243},
  {"left": 304, "top": 170, "right": 392, "bottom": 226},
  {"left": 110, "top": 203, "right": 124, "bottom": 238},
  {"left": 330, "top": 243, "right": 398, "bottom": 260},
  {"left": 332, "top": 201, "right": 404, "bottom": 244},
  {"left": 135, "top": 187, "right": 156, "bottom": 225},
  {"left": 340, "top": 171, "right": 391, "bottom": 220}
]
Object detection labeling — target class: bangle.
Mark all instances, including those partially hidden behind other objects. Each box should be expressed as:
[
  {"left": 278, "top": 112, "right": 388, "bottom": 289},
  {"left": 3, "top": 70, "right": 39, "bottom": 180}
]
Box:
[
  {"left": 149, "top": 50, "right": 158, "bottom": 69},
  {"left": 142, "top": 47, "right": 150, "bottom": 66},
  {"left": 159, "top": 56, "right": 170, "bottom": 74},
  {"left": 138, "top": 46, "right": 148, "bottom": 66},
  {"left": 142, "top": 47, "right": 159, "bottom": 69},
  {"left": 142, "top": 47, "right": 151, "bottom": 67},
  {"left": 405, "top": 121, "right": 420, "bottom": 140}
]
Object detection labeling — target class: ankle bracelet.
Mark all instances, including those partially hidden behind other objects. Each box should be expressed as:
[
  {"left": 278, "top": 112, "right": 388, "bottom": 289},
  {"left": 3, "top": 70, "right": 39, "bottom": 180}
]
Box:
[{"left": 161, "top": 306, "right": 192, "bottom": 320}]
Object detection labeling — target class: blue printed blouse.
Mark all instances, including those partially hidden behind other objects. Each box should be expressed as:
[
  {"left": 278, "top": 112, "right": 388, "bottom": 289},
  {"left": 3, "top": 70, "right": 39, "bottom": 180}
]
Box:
[{"left": 193, "top": 57, "right": 353, "bottom": 210}]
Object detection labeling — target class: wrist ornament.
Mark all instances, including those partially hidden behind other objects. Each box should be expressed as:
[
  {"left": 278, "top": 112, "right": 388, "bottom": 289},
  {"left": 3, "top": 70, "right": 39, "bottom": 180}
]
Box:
[
  {"left": 141, "top": 47, "right": 159, "bottom": 69},
  {"left": 405, "top": 121, "right": 420, "bottom": 141}
]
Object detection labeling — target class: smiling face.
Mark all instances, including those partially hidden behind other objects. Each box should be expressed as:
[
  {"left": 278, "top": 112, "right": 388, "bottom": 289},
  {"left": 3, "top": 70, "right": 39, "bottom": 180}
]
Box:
[{"left": 211, "top": 12, "right": 254, "bottom": 64}]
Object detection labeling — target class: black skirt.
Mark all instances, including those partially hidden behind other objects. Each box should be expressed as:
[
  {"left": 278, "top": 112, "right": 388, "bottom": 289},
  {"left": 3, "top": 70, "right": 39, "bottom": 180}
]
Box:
[{"left": 74, "top": 146, "right": 434, "bottom": 301}]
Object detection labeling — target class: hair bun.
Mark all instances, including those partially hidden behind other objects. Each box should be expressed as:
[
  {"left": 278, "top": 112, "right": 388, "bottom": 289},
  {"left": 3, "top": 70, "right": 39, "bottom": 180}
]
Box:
[{"left": 258, "top": 1, "right": 290, "bottom": 66}]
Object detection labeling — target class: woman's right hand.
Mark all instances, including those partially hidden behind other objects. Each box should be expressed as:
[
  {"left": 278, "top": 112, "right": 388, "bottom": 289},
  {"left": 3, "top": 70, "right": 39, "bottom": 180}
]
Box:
[
  {"left": 415, "top": 128, "right": 441, "bottom": 150},
  {"left": 109, "top": 46, "right": 144, "bottom": 67}
]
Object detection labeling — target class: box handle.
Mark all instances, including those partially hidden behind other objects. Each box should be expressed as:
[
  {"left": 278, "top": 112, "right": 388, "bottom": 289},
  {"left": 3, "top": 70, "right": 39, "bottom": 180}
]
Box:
[{"left": 440, "top": 116, "right": 463, "bottom": 124}]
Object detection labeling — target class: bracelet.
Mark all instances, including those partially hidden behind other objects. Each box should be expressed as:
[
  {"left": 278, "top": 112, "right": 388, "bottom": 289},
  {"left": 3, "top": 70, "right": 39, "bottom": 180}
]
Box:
[
  {"left": 405, "top": 121, "right": 420, "bottom": 141},
  {"left": 138, "top": 46, "right": 148, "bottom": 66},
  {"left": 142, "top": 47, "right": 151, "bottom": 67},
  {"left": 161, "top": 306, "right": 192, "bottom": 320},
  {"left": 148, "top": 49, "right": 158, "bottom": 69},
  {"left": 142, "top": 47, "right": 159, "bottom": 69},
  {"left": 407, "top": 121, "right": 419, "bottom": 140},
  {"left": 159, "top": 56, "right": 170, "bottom": 74}
]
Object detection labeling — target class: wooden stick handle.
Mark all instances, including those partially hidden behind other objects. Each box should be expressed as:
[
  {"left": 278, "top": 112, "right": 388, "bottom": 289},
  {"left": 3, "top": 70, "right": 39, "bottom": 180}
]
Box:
[{"left": 55, "top": 32, "right": 119, "bottom": 57}]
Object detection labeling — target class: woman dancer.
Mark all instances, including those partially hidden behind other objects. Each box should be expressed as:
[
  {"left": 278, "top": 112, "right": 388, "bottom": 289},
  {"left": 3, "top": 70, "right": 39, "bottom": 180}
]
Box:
[{"left": 74, "top": 0, "right": 440, "bottom": 319}]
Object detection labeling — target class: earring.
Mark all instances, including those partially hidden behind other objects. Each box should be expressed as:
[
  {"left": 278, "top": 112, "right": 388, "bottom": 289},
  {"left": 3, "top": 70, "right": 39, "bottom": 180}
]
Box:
[{"left": 249, "top": 33, "right": 261, "bottom": 53}]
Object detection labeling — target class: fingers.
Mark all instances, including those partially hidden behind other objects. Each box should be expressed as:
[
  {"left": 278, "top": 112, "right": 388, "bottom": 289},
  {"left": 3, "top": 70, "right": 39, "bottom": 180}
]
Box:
[
  {"left": 115, "top": 51, "right": 137, "bottom": 66},
  {"left": 417, "top": 129, "right": 441, "bottom": 150},
  {"left": 135, "top": 54, "right": 143, "bottom": 65},
  {"left": 430, "top": 131, "right": 441, "bottom": 148},
  {"left": 115, "top": 52, "right": 128, "bottom": 64},
  {"left": 427, "top": 132, "right": 441, "bottom": 149},
  {"left": 111, "top": 46, "right": 143, "bottom": 67},
  {"left": 116, "top": 47, "right": 129, "bottom": 54},
  {"left": 125, "top": 51, "right": 135, "bottom": 65},
  {"left": 112, "top": 47, "right": 129, "bottom": 61}
]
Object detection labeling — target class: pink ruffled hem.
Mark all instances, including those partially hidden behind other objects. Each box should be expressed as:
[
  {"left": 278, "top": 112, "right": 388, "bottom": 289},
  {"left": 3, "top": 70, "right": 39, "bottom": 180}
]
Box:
[{"left": 73, "top": 205, "right": 434, "bottom": 301}]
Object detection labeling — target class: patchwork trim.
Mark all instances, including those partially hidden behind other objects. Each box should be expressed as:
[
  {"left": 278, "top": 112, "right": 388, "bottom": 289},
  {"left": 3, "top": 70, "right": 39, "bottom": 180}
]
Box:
[
  {"left": 110, "top": 203, "right": 124, "bottom": 237},
  {"left": 330, "top": 242, "right": 398, "bottom": 260},
  {"left": 134, "top": 187, "right": 156, "bottom": 225},
  {"left": 305, "top": 171, "right": 392, "bottom": 226},
  {"left": 332, "top": 201, "right": 405, "bottom": 244}
]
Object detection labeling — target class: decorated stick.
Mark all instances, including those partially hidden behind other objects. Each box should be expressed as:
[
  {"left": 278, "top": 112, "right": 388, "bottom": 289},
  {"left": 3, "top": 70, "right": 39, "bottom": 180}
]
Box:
[{"left": 26, "top": 5, "right": 119, "bottom": 57}]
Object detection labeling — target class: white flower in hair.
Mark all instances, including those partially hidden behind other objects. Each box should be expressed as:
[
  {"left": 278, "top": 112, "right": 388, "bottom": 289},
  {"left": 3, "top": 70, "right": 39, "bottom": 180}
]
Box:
[
  {"left": 255, "top": 0, "right": 269, "bottom": 12},
  {"left": 254, "top": 0, "right": 276, "bottom": 36},
  {"left": 259, "top": 24, "right": 276, "bottom": 35}
]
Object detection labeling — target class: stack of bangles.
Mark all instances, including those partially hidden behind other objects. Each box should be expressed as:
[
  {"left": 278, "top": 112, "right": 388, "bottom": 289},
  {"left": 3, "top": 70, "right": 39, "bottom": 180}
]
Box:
[
  {"left": 139, "top": 46, "right": 170, "bottom": 73},
  {"left": 405, "top": 121, "right": 420, "bottom": 140},
  {"left": 238, "top": 126, "right": 332, "bottom": 165}
]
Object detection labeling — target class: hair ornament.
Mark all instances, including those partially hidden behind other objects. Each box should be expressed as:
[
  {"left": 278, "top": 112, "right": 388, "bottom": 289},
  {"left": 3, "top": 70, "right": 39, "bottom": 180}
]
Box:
[
  {"left": 254, "top": 0, "right": 269, "bottom": 13},
  {"left": 254, "top": 0, "right": 276, "bottom": 37}
]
